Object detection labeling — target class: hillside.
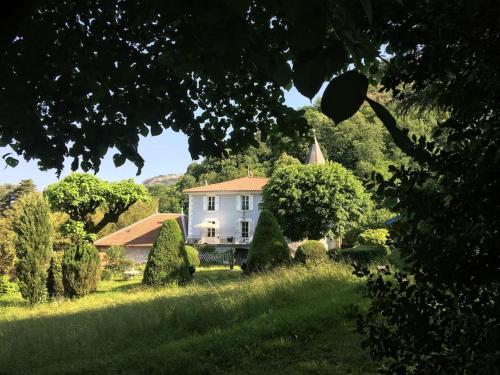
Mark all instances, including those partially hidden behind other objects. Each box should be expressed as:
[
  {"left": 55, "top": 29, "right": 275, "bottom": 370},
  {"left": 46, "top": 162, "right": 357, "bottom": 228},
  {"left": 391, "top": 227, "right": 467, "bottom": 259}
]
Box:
[{"left": 142, "top": 173, "right": 182, "bottom": 186}]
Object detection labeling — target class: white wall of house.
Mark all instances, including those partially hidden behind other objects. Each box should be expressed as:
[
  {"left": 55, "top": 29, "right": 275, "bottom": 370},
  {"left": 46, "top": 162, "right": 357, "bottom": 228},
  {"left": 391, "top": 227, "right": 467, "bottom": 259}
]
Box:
[{"left": 187, "top": 192, "right": 263, "bottom": 245}]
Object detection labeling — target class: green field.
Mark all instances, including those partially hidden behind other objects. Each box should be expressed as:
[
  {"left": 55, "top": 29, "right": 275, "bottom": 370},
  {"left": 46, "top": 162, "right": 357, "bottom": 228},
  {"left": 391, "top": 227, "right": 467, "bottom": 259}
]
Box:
[{"left": 0, "top": 264, "right": 375, "bottom": 374}]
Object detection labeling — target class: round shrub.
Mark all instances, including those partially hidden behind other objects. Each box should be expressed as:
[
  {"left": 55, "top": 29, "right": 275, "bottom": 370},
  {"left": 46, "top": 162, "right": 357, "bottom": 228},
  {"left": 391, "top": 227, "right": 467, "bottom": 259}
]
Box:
[
  {"left": 246, "top": 209, "right": 290, "bottom": 273},
  {"left": 185, "top": 245, "right": 200, "bottom": 267},
  {"left": 143, "top": 220, "right": 190, "bottom": 286},
  {"left": 359, "top": 228, "right": 389, "bottom": 249},
  {"left": 47, "top": 252, "right": 64, "bottom": 298},
  {"left": 62, "top": 243, "right": 101, "bottom": 298},
  {"left": 100, "top": 269, "right": 112, "bottom": 281},
  {"left": 295, "top": 240, "right": 328, "bottom": 265}
]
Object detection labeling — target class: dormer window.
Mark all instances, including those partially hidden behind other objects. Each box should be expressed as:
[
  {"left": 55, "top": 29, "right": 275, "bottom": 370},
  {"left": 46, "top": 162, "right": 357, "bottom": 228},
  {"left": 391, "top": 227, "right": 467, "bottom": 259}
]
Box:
[
  {"left": 241, "top": 195, "right": 249, "bottom": 211},
  {"left": 207, "top": 196, "right": 216, "bottom": 211}
]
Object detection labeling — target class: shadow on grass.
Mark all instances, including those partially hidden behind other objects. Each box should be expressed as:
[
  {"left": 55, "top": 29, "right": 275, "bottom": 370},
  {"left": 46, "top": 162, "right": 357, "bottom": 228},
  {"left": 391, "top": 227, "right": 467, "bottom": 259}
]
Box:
[{"left": 0, "top": 266, "right": 371, "bottom": 374}]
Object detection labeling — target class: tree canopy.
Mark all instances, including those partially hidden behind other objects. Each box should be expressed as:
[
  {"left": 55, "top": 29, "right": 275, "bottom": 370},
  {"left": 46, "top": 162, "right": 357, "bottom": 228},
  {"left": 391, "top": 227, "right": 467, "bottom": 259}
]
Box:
[
  {"left": 264, "top": 162, "right": 373, "bottom": 241},
  {"left": 44, "top": 173, "right": 150, "bottom": 234}
]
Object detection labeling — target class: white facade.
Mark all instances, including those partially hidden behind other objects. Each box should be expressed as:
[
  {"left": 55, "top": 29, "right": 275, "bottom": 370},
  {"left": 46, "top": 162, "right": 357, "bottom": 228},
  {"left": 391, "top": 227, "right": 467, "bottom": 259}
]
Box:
[{"left": 187, "top": 192, "right": 263, "bottom": 246}]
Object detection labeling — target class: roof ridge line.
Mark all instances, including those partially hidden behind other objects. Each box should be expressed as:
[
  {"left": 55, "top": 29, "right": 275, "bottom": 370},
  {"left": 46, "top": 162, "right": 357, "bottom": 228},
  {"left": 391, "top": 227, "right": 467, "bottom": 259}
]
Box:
[{"left": 94, "top": 212, "right": 178, "bottom": 245}]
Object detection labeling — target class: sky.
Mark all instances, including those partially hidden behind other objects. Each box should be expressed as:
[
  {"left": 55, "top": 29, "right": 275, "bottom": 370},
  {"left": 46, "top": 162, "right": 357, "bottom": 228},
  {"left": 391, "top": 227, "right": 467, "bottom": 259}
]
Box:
[{"left": 0, "top": 85, "right": 327, "bottom": 189}]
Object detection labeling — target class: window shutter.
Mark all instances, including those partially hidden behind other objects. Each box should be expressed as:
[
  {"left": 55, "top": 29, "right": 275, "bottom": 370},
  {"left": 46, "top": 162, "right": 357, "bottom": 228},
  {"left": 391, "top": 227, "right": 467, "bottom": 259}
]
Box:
[
  {"left": 236, "top": 195, "right": 241, "bottom": 211},
  {"left": 203, "top": 196, "right": 208, "bottom": 211},
  {"left": 249, "top": 195, "right": 254, "bottom": 211},
  {"left": 215, "top": 195, "right": 219, "bottom": 211}
]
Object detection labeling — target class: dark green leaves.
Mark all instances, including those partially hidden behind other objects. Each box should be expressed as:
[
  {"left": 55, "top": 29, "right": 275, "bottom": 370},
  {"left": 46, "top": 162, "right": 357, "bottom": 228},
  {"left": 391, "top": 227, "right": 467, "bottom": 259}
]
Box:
[
  {"left": 113, "top": 153, "right": 127, "bottom": 167},
  {"left": 321, "top": 71, "right": 368, "bottom": 124},
  {"left": 366, "top": 97, "right": 431, "bottom": 164},
  {"left": 4, "top": 156, "right": 19, "bottom": 168},
  {"left": 292, "top": 42, "right": 349, "bottom": 100}
]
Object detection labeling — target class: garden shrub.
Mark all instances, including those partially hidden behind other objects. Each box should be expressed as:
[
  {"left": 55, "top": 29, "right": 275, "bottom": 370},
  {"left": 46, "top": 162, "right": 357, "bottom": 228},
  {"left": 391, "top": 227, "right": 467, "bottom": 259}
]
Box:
[
  {"left": 105, "top": 245, "right": 133, "bottom": 274},
  {"left": 359, "top": 228, "right": 389, "bottom": 249},
  {"left": 185, "top": 245, "right": 200, "bottom": 267},
  {"left": 100, "top": 269, "right": 112, "bottom": 281},
  {"left": 195, "top": 244, "right": 216, "bottom": 253},
  {"left": 47, "top": 252, "right": 64, "bottom": 298},
  {"left": 62, "top": 243, "right": 101, "bottom": 298},
  {"left": 0, "top": 275, "right": 18, "bottom": 295},
  {"left": 143, "top": 220, "right": 190, "bottom": 286},
  {"left": 246, "top": 209, "right": 290, "bottom": 273},
  {"left": 11, "top": 193, "right": 53, "bottom": 303},
  {"left": 294, "top": 240, "right": 328, "bottom": 265},
  {"left": 340, "top": 245, "right": 387, "bottom": 265}
]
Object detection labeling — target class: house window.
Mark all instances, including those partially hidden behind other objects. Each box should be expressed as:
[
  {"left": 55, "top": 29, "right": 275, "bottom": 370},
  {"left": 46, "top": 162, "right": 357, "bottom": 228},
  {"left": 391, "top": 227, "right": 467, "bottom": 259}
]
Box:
[
  {"left": 207, "top": 221, "right": 216, "bottom": 237},
  {"left": 241, "top": 221, "right": 249, "bottom": 238},
  {"left": 241, "top": 195, "right": 249, "bottom": 210},
  {"left": 207, "top": 196, "right": 216, "bottom": 211}
]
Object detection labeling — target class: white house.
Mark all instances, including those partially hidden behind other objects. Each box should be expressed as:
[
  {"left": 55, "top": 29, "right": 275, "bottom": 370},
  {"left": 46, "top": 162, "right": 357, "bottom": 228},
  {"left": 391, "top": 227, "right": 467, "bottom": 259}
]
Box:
[{"left": 183, "top": 176, "right": 268, "bottom": 246}]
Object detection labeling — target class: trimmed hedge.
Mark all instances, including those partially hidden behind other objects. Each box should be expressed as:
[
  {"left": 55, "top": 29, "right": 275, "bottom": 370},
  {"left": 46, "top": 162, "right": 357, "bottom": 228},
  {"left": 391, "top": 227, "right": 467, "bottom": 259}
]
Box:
[
  {"left": 246, "top": 210, "right": 290, "bottom": 273},
  {"left": 295, "top": 240, "right": 328, "bottom": 265},
  {"left": 62, "top": 243, "right": 101, "bottom": 298},
  {"left": 143, "top": 220, "right": 190, "bottom": 286},
  {"left": 336, "top": 245, "right": 387, "bottom": 264},
  {"left": 47, "top": 252, "right": 64, "bottom": 298},
  {"left": 185, "top": 245, "right": 200, "bottom": 267}
]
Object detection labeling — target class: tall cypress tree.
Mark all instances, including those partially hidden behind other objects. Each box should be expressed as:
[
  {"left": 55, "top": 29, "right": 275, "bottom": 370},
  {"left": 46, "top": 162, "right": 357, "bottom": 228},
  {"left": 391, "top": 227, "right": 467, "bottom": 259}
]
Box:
[
  {"left": 246, "top": 209, "right": 290, "bottom": 273},
  {"left": 11, "top": 193, "right": 53, "bottom": 303},
  {"left": 143, "top": 219, "right": 190, "bottom": 286}
]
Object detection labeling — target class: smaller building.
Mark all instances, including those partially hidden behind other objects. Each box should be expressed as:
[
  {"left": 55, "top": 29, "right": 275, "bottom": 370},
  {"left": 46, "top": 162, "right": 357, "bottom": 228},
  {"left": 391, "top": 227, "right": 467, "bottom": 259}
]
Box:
[{"left": 94, "top": 213, "right": 187, "bottom": 263}]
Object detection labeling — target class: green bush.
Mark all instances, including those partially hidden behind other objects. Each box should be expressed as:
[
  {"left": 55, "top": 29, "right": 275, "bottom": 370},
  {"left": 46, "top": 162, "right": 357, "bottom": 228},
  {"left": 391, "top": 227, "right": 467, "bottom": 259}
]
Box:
[
  {"left": 359, "top": 228, "right": 389, "bottom": 248},
  {"left": 194, "top": 244, "right": 216, "bottom": 253},
  {"left": 143, "top": 220, "right": 190, "bottom": 286},
  {"left": 100, "top": 269, "right": 112, "bottom": 281},
  {"left": 185, "top": 245, "right": 200, "bottom": 267},
  {"left": 337, "top": 245, "right": 387, "bottom": 265},
  {"left": 62, "top": 243, "right": 101, "bottom": 298},
  {"left": 246, "top": 210, "right": 290, "bottom": 273},
  {"left": 0, "top": 275, "right": 18, "bottom": 295},
  {"left": 47, "top": 252, "right": 64, "bottom": 298},
  {"left": 295, "top": 240, "right": 328, "bottom": 265},
  {"left": 11, "top": 193, "right": 53, "bottom": 304},
  {"left": 105, "top": 246, "right": 133, "bottom": 274}
]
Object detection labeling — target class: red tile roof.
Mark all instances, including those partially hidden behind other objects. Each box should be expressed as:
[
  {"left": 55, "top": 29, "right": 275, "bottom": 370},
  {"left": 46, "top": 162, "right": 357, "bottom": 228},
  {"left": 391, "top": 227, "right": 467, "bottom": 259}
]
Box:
[
  {"left": 94, "top": 213, "right": 186, "bottom": 248},
  {"left": 183, "top": 176, "right": 269, "bottom": 193}
]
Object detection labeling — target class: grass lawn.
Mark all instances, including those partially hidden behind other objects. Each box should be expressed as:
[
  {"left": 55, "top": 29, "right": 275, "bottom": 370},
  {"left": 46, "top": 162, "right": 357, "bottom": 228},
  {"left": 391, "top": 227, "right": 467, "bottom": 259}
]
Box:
[{"left": 0, "top": 263, "right": 375, "bottom": 374}]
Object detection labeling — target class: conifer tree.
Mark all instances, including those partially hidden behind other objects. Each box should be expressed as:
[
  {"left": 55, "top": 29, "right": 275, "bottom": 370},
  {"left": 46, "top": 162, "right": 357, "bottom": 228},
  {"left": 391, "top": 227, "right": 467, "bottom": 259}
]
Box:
[
  {"left": 143, "top": 220, "right": 190, "bottom": 286},
  {"left": 11, "top": 193, "right": 53, "bottom": 303},
  {"left": 246, "top": 210, "right": 290, "bottom": 273},
  {"left": 62, "top": 243, "right": 100, "bottom": 298}
]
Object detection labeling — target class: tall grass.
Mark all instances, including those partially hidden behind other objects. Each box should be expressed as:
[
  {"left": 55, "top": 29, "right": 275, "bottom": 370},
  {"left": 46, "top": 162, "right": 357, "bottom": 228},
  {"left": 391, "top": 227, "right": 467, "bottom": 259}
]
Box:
[{"left": 0, "top": 263, "right": 374, "bottom": 374}]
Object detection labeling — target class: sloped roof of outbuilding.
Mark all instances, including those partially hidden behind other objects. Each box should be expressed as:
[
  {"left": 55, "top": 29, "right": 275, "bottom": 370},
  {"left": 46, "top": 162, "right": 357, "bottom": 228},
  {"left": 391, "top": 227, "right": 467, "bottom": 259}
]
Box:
[{"left": 94, "top": 213, "right": 186, "bottom": 248}]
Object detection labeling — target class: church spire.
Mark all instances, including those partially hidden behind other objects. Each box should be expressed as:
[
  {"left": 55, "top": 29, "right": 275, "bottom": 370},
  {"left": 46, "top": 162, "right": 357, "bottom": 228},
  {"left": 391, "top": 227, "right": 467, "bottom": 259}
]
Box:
[{"left": 306, "top": 129, "right": 326, "bottom": 165}]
